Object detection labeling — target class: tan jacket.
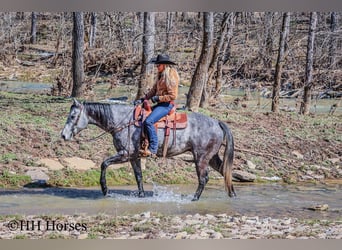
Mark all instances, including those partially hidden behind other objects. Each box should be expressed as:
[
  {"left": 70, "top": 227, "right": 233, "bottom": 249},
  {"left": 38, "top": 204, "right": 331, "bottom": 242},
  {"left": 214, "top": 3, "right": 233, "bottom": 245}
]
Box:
[{"left": 145, "top": 68, "right": 179, "bottom": 103}]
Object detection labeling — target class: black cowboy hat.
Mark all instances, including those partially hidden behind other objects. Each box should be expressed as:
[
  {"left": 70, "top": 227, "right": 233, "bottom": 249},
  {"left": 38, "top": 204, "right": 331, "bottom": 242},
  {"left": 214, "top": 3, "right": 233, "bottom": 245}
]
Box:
[{"left": 148, "top": 54, "right": 177, "bottom": 65}]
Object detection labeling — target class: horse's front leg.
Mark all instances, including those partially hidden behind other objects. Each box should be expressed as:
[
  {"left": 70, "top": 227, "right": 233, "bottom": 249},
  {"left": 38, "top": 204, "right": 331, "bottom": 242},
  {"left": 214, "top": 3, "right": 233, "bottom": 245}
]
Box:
[
  {"left": 130, "top": 159, "right": 145, "bottom": 198},
  {"left": 192, "top": 167, "right": 209, "bottom": 201},
  {"left": 100, "top": 150, "right": 128, "bottom": 196}
]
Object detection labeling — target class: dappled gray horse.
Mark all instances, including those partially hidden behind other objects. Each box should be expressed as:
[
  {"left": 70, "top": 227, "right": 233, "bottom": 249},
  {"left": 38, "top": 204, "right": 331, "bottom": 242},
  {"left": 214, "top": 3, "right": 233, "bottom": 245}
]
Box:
[{"left": 61, "top": 99, "right": 236, "bottom": 201}]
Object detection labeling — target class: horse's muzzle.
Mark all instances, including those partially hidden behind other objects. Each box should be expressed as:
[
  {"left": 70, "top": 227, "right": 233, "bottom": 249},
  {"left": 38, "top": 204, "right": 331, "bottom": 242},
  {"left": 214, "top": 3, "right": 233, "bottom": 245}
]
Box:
[{"left": 61, "top": 131, "right": 72, "bottom": 141}]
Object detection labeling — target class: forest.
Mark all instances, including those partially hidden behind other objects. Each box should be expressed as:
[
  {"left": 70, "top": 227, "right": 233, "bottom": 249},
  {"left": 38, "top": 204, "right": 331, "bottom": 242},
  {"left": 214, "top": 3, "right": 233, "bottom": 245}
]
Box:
[{"left": 0, "top": 12, "right": 340, "bottom": 114}]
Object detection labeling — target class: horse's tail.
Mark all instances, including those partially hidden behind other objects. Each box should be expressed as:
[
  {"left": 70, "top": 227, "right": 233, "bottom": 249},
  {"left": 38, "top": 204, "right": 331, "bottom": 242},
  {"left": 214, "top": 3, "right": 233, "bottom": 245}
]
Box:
[{"left": 219, "top": 121, "right": 236, "bottom": 197}]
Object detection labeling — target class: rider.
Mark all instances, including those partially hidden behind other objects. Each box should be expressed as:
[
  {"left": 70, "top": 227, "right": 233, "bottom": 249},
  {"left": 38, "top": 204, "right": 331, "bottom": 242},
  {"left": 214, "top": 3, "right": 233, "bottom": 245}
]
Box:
[{"left": 135, "top": 54, "right": 180, "bottom": 157}]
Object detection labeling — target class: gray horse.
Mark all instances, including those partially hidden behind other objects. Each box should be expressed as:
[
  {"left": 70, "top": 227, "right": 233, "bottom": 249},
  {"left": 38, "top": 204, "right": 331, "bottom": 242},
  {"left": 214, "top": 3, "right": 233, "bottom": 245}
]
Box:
[{"left": 61, "top": 99, "right": 236, "bottom": 201}]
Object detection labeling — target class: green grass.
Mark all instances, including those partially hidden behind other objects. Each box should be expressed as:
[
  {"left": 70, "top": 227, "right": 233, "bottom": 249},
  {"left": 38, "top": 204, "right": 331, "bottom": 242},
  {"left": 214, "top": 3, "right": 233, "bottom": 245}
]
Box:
[
  {"left": 183, "top": 226, "right": 195, "bottom": 234},
  {"left": 13, "top": 235, "right": 28, "bottom": 239},
  {"left": 0, "top": 170, "right": 31, "bottom": 188},
  {"left": 0, "top": 153, "right": 17, "bottom": 164},
  {"left": 48, "top": 168, "right": 136, "bottom": 187}
]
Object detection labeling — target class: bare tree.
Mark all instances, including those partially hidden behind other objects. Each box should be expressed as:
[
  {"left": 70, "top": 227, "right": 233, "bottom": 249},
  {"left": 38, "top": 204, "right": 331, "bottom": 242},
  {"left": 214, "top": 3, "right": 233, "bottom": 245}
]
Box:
[
  {"left": 71, "top": 12, "right": 85, "bottom": 97},
  {"left": 271, "top": 12, "right": 291, "bottom": 113},
  {"left": 222, "top": 13, "right": 237, "bottom": 65},
  {"left": 216, "top": 13, "right": 236, "bottom": 96},
  {"left": 207, "top": 13, "right": 231, "bottom": 94},
  {"left": 89, "top": 12, "right": 97, "bottom": 48},
  {"left": 131, "top": 12, "right": 144, "bottom": 55},
  {"left": 300, "top": 12, "right": 318, "bottom": 115},
  {"left": 329, "top": 12, "right": 338, "bottom": 69},
  {"left": 30, "top": 12, "right": 37, "bottom": 44},
  {"left": 164, "top": 12, "right": 173, "bottom": 51},
  {"left": 261, "top": 12, "right": 274, "bottom": 70},
  {"left": 137, "top": 12, "right": 155, "bottom": 99},
  {"left": 186, "top": 12, "right": 214, "bottom": 111}
]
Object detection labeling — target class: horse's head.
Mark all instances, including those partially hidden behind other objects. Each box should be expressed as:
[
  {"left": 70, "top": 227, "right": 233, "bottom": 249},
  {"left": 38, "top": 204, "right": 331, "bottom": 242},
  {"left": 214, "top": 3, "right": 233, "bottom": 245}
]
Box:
[{"left": 61, "top": 99, "right": 89, "bottom": 141}]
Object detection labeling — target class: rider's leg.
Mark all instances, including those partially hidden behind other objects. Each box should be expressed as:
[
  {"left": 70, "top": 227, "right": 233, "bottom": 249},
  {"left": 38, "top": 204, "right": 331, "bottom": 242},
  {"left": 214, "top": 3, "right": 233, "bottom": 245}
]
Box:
[{"left": 144, "top": 102, "right": 173, "bottom": 154}]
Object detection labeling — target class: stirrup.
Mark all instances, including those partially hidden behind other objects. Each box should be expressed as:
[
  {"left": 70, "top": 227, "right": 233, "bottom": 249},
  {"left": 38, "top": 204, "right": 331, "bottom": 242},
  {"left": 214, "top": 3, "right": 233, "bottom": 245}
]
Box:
[{"left": 139, "top": 149, "right": 156, "bottom": 158}]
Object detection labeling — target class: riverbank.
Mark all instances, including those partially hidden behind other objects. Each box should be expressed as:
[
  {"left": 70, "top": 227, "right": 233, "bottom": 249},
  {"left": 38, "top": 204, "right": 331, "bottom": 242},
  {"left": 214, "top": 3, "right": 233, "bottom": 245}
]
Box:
[
  {"left": 0, "top": 213, "right": 341, "bottom": 239},
  {"left": 0, "top": 91, "right": 341, "bottom": 188}
]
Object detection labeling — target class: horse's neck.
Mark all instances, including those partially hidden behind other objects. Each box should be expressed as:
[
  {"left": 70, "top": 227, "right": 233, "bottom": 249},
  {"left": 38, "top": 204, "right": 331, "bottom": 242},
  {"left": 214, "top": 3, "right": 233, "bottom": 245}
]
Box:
[{"left": 84, "top": 103, "right": 131, "bottom": 133}]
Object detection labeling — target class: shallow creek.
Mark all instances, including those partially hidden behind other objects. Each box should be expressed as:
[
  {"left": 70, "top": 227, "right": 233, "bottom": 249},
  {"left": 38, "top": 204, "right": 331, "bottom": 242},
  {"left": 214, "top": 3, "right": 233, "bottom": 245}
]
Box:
[{"left": 0, "top": 183, "right": 341, "bottom": 220}]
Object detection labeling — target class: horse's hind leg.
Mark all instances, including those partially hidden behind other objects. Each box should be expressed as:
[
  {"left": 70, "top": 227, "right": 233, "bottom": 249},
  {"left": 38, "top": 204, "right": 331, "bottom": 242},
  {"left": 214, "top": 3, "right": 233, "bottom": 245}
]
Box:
[
  {"left": 209, "top": 153, "right": 236, "bottom": 197},
  {"left": 100, "top": 150, "right": 128, "bottom": 196},
  {"left": 192, "top": 137, "right": 223, "bottom": 201},
  {"left": 130, "top": 159, "right": 145, "bottom": 198},
  {"left": 209, "top": 154, "right": 222, "bottom": 173}
]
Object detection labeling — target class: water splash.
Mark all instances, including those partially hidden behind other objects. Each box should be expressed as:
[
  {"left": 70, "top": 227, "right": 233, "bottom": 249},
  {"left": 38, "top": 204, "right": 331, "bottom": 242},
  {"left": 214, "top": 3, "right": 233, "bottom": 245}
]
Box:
[{"left": 109, "top": 183, "right": 193, "bottom": 204}]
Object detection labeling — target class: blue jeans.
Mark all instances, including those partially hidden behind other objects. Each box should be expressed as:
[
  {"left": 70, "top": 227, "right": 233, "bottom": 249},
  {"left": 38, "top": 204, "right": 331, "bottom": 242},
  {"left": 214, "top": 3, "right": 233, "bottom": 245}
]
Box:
[{"left": 144, "top": 102, "right": 174, "bottom": 154}]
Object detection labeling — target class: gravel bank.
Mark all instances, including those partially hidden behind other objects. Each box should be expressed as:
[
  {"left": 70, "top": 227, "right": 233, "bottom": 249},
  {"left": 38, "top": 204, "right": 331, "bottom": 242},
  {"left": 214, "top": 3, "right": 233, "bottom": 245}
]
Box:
[{"left": 1, "top": 213, "right": 341, "bottom": 239}]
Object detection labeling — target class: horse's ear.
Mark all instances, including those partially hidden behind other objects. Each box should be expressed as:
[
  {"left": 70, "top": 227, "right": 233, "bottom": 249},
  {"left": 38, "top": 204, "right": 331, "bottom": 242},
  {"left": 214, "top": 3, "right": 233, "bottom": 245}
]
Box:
[{"left": 73, "top": 98, "right": 81, "bottom": 107}]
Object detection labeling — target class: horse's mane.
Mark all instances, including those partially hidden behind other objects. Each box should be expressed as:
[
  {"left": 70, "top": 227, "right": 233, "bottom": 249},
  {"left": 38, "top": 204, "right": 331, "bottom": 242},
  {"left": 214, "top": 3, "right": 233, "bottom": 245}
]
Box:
[{"left": 83, "top": 102, "right": 116, "bottom": 127}]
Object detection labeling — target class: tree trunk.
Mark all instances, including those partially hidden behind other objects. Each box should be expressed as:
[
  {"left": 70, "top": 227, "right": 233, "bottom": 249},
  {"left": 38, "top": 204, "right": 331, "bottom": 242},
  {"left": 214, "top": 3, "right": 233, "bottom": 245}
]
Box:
[
  {"left": 186, "top": 12, "right": 214, "bottom": 111},
  {"left": 329, "top": 12, "right": 338, "bottom": 69},
  {"left": 164, "top": 12, "right": 173, "bottom": 51},
  {"left": 207, "top": 13, "right": 231, "bottom": 96},
  {"left": 222, "top": 13, "right": 237, "bottom": 65},
  {"left": 30, "top": 12, "right": 37, "bottom": 44},
  {"left": 132, "top": 12, "right": 144, "bottom": 55},
  {"left": 199, "top": 12, "right": 214, "bottom": 108},
  {"left": 271, "top": 12, "right": 291, "bottom": 113},
  {"left": 262, "top": 12, "right": 274, "bottom": 69},
  {"left": 89, "top": 12, "right": 97, "bottom": 48},
  {"left": 137, "top": 12, "right": 155, "bottom": 99},
  {"left": 71, "top": 12, "right": 85, "bottom": 98},
  {"left": 300, "top": 12, "right": 318, "bottom": 115}
]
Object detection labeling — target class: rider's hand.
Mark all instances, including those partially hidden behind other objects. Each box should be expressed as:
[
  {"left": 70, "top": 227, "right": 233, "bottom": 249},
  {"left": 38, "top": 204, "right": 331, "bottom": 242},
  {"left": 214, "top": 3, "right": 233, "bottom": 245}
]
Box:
[
  {"left": 133, "top": 98, "right": 144, "bottom": 106},
  {"left": 151, "top": 96, "right": 159, "bottom": 103}
]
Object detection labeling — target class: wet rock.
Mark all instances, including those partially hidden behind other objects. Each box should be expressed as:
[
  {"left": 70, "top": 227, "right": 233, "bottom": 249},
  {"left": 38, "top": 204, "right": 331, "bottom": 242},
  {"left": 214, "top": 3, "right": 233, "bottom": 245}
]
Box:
[
  {"left": 261, "top": 176, "right": 281, "bottom": 181},
  {"left": 306, "top": 204, "right": 329, "bottom": 211},
  {"left": 301, "top": 175, "right": 314, "bottom": 181},
  {"left": 25, "top": 169, "right": 49, "bottom": 182},
  {"left": 233, "top": 170, "right": 256, "bottom": 182}
]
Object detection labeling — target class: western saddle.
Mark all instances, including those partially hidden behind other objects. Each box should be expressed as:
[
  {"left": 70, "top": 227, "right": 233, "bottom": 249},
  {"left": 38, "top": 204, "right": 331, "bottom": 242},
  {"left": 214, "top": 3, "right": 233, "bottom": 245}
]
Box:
[{"left": 134, "top": 100, "right": 187, "bottom": 157}]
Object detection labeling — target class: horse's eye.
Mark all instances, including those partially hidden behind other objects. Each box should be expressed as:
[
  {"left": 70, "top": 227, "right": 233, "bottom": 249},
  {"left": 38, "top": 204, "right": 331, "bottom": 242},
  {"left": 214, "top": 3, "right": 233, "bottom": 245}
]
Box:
[{"left": 70, "top": 115, "right": 76, "bottom": 120}]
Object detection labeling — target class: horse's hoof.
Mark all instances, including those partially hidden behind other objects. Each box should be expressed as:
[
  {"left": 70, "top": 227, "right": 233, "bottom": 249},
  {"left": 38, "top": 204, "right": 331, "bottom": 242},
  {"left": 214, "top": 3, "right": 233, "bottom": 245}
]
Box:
[
  {"left": 138, "top": 191, "right": 145, "bottom": 198},
  {"left": 101, "top": 188, "right": 108, "bottom": 196},
  {"left": 228, "top": 191, "right": 237, "bottom": 198},
  {"left": 191, "top": 197, "right": 199, "bottom": 202}
]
